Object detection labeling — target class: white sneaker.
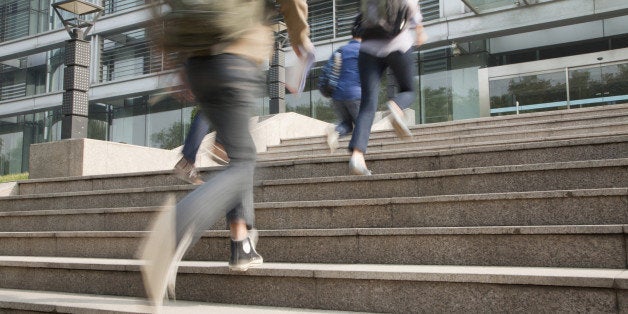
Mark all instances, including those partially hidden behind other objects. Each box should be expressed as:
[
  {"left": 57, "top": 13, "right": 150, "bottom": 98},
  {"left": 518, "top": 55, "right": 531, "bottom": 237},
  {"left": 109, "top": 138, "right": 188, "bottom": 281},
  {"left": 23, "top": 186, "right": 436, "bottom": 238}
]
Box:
[
  {"left": 387, "top": 101, "right": 412, "bottom": 140},
  {"left": 139, "top": 195, "right": 176, "bottom": 309},
  {"left": 326, "top": 126, "right": 339, "bottom": 153}
]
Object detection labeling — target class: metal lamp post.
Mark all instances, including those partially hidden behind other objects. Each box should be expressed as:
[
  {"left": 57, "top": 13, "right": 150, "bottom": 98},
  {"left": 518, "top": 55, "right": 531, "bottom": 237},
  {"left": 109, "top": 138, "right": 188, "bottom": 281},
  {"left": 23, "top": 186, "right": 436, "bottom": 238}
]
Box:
[
  {"left": 51, "top": 0, "right": 103, "bottom": 139},
  {"left": 269, "top": 22, "right": 287, "bottom": 114}
]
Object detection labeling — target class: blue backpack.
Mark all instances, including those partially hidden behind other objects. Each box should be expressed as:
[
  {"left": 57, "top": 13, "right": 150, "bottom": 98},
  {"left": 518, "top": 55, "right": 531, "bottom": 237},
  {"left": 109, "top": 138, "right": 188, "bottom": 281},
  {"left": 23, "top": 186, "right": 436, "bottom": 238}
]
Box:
[{"left": 318, "top": 49, "right": 342, "bottom": 98}]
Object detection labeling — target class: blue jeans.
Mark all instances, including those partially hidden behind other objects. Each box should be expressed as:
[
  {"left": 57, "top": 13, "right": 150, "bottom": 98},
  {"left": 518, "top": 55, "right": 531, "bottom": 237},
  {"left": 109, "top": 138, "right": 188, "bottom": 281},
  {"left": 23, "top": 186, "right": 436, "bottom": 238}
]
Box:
[
  {"left": 182, "top": 113, "right": 210, "bottom": 164},
  {"left": 174, "top": 54, "right": 262, "bottom": 246},
  {"left": 348, "top": 48, "right": 416, "bottom": 153},
  {"left": 332, "top": 99, "right": 360, "bottom": 136}
]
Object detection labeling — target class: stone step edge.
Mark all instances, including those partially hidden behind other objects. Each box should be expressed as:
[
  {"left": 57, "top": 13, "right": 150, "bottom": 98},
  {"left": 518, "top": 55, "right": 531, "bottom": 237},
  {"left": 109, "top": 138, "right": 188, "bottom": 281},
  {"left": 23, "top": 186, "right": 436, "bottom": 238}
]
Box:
[
  {"left": 4, "top": 159, "right": 626, "bottom": 201},
  {"left": 0, "top": 224, "right": 626, "bottom": 238},
  {"left": 2, "top": 188, "right": 624, "bottom": 217},
  {"left": 0, "top": 288, "right": 349, "bottom": 314},
  {"left": 274, "top": 118, "right": 628, "bottom": 148},
  {"left": 260, "top": 158, "right": 628, "bottom": 186},
  {"left": 280, "top": 104, "right": 628, "bottom": 143},
  {"left": 259, "top": 133, "right": 628, "bottom": 165},
  {"left": 265, "top": 123, "right": 628, "bottom": 154},
  {"left": 17, "top": 132, "right": 628, "bottom": 186},
  {"left": 259, "top": 131, "right": 628, "bottom": 161},
  {"left": 0, "top": 256, "right": 626, "bottom": 289}
]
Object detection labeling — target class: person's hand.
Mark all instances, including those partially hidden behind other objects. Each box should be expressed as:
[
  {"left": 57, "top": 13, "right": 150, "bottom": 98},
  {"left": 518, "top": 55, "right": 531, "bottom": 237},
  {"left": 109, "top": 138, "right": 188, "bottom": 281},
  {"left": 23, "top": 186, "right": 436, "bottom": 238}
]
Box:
[
  {"left": 415, "top": 26, "right": 428, "bottom": 47},
  {"left": 292, "top": 37, "right": 314, "bottom": 58}
]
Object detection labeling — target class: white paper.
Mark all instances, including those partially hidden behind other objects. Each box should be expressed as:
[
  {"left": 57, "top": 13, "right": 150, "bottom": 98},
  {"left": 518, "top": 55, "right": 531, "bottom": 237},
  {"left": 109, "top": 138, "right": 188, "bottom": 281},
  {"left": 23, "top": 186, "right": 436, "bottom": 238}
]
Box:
[{"left": 285, "top": 46, "right": 316, "bottom": 95}]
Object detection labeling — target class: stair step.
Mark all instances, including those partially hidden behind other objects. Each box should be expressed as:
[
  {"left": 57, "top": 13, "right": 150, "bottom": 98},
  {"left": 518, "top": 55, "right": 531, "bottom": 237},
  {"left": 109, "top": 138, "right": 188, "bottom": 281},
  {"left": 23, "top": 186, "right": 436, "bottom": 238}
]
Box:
[
  {"left": 0, "top": 288, "right": 355, "bottom": 313},
  {"left": 15, "top": 134, "right": 627, "bottom": 196},
  {"left": 0, "top": 225, "right": 624, "bottom": 268},
  {"left": 263, "top": 123, "right": 628, "bottom": 157},
  {"left": 255, "top": 159, "right": 628, "bottom": 202},
  {"left": 280, "top": 103, "right": 628, "bottom": 146},
  {"left": 1, "top": 189, "right": 625, "bottom": 232},
  {"left": 0, "top": 256, "right": 625, "bottom": 313},
  {"left": 2, "top": 159, "right": 626, "bottom": 211},
  {"left": 271, "top": 117, "right": 628, "bottom": 151}
]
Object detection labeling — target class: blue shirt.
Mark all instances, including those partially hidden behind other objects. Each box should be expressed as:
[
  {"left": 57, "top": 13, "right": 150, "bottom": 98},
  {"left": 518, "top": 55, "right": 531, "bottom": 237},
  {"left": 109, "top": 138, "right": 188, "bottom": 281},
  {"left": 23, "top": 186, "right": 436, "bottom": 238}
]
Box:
[{"left": 332, "top": 39, "right": 361, "bottom": 101}]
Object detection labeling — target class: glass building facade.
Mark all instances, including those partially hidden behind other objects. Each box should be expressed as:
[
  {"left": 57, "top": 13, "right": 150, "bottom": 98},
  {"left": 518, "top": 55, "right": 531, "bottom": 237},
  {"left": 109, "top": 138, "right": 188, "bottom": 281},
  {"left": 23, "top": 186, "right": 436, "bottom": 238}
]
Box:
[{"left": 0, "top": 0, "right": 627, "bottom": 175}]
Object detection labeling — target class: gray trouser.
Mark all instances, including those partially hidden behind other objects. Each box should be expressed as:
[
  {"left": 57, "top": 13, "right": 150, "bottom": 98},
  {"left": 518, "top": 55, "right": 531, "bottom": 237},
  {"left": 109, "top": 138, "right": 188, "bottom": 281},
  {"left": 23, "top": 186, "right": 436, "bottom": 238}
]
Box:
[
  {"left": 175, "top": 54, "right": 262, "bottom": 246},
  {"left": 332, "top": 99, "right": 360, "bottom": 136}
]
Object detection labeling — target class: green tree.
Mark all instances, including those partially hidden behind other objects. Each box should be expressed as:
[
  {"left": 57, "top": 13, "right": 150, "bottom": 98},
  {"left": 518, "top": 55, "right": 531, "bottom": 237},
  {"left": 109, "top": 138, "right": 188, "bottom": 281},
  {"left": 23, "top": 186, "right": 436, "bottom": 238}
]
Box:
[{"left": 150, "top": 121, "right": 184, "bottom": 149}]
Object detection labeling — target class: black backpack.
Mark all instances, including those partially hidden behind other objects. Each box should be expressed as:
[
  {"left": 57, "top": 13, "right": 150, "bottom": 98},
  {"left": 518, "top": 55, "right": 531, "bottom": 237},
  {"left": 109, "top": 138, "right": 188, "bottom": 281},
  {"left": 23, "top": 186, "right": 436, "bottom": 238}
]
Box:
[{"left": 360, "top": 0, "right": 410, "bottom": 40}]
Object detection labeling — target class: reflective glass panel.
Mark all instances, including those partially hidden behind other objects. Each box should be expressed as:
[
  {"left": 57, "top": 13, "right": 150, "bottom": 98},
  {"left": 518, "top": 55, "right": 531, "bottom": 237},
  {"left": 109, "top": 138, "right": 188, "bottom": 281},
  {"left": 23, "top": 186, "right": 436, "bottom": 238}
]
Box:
[
  {"left": 147, "top": 100, "right": 184, "bottom": 149},
  {"left": 0, "top": 51, "right": 49, "bottom": 101},
  {"left": 0, "top": 117, "right": 23, "bottom": 175},
  {"left": 490, "top": 70, "right": 567, "bottom": 115},
  {"left": 569, "top": 62, "right": 628, "bottom": 108}
]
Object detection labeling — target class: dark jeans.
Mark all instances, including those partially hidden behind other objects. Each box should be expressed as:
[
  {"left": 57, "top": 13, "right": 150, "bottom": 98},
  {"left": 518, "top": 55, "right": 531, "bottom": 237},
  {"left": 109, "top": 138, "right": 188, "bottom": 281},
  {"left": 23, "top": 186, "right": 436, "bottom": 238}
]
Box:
[
  {"left": 332, "top": 99, "right": 360, "bottom": 136},
  {"left": 182, "top": 113, "right": 210, "bottom": 164},
  {"left": 174, "top": 54, "right": 262, "bottom": 246},
  {"left": 349, "top": 48, "right": 416, "bottom": 153}
]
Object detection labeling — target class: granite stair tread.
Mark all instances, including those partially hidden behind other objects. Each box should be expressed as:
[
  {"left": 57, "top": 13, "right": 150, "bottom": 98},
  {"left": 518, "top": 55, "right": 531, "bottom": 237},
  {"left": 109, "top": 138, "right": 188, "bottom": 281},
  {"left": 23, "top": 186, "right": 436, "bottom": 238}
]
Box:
[
  {"left": 0, "top": 288, "right": 356, "bottom": 314},
  {"left": 0, "top": 255, "right": 626, "bottom": 289}
]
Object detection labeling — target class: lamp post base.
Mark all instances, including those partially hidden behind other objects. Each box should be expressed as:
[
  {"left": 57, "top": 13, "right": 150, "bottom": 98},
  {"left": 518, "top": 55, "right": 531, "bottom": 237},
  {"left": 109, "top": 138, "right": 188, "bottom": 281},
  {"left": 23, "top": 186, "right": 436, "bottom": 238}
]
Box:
[{"left": 61, "top": 115, "right": 88, "bottom": 139}]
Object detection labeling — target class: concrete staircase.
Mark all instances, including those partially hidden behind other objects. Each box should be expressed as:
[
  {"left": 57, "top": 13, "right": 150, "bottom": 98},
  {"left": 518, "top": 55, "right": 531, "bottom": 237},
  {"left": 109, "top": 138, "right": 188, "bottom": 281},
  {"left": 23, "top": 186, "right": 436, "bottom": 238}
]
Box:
[{"left": 0, "top": 104, "right": 627, "bottom": 313}]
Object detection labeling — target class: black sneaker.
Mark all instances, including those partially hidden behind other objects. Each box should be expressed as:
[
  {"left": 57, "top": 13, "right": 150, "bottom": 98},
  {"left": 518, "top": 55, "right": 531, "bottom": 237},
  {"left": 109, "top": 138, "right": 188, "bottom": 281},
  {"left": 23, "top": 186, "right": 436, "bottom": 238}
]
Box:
[{"left": 229, "top": 237, "right": 263, "bottom": 271}]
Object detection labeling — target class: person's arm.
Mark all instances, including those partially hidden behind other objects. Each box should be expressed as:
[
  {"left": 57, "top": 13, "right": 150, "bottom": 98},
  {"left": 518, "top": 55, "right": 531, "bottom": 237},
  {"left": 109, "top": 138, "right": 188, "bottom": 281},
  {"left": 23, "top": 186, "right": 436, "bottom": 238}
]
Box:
[
  {"left": 408, "top": 0, "right": 427, "bottom": 46},
  {"left": 278, "top": 0, "right": 313, "bottom": 57},
  {"left": 415, "top": 24, "right": 428, "bottom": 46}
]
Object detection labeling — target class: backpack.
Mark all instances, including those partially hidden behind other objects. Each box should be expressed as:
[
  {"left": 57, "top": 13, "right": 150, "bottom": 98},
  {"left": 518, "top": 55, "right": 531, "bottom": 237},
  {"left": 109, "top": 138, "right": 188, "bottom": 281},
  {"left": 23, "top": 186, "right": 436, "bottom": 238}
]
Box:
[
  {"left": 157, "top": 0, "right": 267, "bottom": 54},
  {"left": 318, "top": 49, "right": 342, "bottom": 98},
  {"left": 360, "top": 0, "right": 410, "bottom": 40}
]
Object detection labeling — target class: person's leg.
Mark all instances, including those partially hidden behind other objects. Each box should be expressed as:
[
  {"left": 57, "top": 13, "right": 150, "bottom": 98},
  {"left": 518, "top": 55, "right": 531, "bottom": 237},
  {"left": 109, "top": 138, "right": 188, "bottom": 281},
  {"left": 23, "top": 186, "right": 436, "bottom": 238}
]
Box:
[
  {"left": 345, "top": 98, "right": 361, "bottom": 131},
  {"left": 332, "top": 100, "right": 351, "bottom": 135},
  {"left": 182, "top": 112, "right": 210, "bottom": 164},
  {"left": 177, "top": 54, "right": 262, "bottom": 258},
  {"left": 384, "top": 49, "right": 416, "bottom": 139},
  {"left": 348, "top": 52, "right": 385, "bottom": 174},
  {"left": 386, "top": 48, "right": 416, "bottom": 110},
  {"left": 174, "top": 112, "right": 211, "bottom": 185},
  {"left": 334, "top": 99, "right": 360, "bottom": 136},
  {"left": 348, "top": 52, "right": 385, "bottom": 154}
]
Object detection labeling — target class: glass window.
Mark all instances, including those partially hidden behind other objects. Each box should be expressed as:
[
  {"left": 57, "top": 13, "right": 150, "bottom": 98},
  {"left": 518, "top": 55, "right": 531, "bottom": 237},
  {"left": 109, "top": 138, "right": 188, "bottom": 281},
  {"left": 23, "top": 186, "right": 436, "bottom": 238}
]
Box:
[
  {"left": 103, "top": 0, "right": 148, "bottom": 15},
  {"left": 110, "top": 96, "right": 148, "bottom": 146},
  {"left": 0, "top": 116, "right": 23, "bottom": 175},
  {"left": 88, "top": 103, "right": 111, "bottom": 141},
  {"left": 0, "top": 0, "right": 50, "bottom": 42},
  {"left": 0, "top": 108, "right": 61, "bottom": 175},
  {"left": 308, "top": 0, "right": 334, "bottom": 42},
  {"left": 147, "top": 100, "right": 184, "bottom": 149},
  {"left": 419, "top": 0, "right": 440, "bottom": 21},
  {"left": 335, "top": 0, "right": 360, "bottom": 38},
  {"left": 0, "top": 52, "right": 48, "bottom": 101},
  {"left": 569, "top": 62, "right": 628, "bottom": 108},
  {"left": 490, "top": 70, "right": 567, "bottom": 115},
  {"left": 100, "top": 27, "right": 162, "bottom": 83},
  {"left": 48, "top": 47, "right": 65, "bottom": 92}
]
